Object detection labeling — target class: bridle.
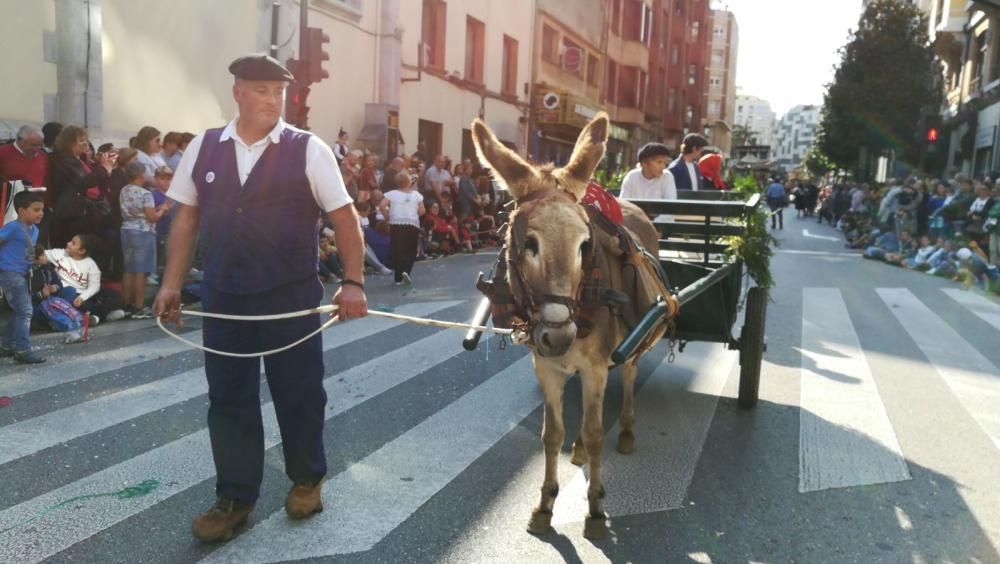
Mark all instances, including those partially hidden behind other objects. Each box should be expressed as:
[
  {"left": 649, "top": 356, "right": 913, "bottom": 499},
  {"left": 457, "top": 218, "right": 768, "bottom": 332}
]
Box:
[{"left": 503, "top": 187, "right": 600, "bottom": 342}]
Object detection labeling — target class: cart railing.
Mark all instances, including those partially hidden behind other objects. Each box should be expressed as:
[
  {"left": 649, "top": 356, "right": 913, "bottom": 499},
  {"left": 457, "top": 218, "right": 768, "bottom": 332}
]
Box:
[{"left": 628, "top": 192, "right": 760, "bottom": 266}]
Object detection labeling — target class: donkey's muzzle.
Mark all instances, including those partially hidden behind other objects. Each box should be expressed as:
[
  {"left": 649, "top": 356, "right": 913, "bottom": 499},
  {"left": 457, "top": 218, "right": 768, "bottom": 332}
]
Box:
[{"left": 533, "top": 303, "right": 577, "bottom": 357}]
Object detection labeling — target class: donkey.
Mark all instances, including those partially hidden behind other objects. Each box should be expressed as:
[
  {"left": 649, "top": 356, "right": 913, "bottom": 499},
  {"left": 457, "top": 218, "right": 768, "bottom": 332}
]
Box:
[{"left": 472, "top": 113, "right": 670, "bottom": 539}]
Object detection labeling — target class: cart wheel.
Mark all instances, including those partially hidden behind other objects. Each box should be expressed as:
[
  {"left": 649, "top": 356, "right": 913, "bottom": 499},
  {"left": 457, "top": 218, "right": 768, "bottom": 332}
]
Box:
[{"left": 737, "top": 287, "right": 767, "bottom": 408}]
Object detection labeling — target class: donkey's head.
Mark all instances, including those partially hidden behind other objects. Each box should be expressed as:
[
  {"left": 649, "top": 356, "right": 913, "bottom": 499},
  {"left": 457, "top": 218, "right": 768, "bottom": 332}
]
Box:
[{"left": 472, "top": 113, "right": 609, "bottom": 357}]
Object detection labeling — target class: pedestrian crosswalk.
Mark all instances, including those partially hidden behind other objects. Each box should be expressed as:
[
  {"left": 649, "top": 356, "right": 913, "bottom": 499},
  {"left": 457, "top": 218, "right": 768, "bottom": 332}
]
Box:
[{"left": 0, "top": 287, "right": 998, "bottom": 563}]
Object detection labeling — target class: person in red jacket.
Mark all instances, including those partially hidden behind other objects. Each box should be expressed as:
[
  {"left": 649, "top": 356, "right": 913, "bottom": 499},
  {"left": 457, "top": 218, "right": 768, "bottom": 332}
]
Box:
[
  {"left": 1, "top": 126, "right": 50, "bottom": 227},
  {"left": 698, "top": 152, "right": 727, "bottom": 190}
]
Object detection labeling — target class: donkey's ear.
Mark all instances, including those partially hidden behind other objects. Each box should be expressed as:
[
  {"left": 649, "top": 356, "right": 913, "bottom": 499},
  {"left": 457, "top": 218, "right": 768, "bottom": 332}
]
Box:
[
  {"left": 472, "top": 119, "right": 535, "bottom": 200},
  {"left": 562, "top": 112, "right": 609, "bottom": 188}
]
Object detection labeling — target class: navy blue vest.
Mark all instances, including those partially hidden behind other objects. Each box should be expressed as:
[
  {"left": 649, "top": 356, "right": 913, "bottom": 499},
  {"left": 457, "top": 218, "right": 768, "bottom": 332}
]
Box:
[{"left": 192, "top": 126, "right": 320, "bottom": 294}]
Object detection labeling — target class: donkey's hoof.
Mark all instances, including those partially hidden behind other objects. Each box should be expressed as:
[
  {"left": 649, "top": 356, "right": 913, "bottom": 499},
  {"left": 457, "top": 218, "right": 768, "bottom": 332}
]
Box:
[
  {"left": 527, "top": 509, "right": 553, "bottom": 535},
  {"left": 570, "top": 445, "right": 589, "bottom": 466},
  {"left": 616, "top": 431, "right": 635, "bottom": 455},
  {"left": 583, "top": 514, "right": 608, "bottom": 540}
]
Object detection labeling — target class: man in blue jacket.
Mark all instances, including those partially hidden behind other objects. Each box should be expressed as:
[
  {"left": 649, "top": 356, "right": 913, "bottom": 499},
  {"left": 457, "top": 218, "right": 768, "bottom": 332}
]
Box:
[{"left": 668, "top": 133, "right": 708, "bottom": 192}]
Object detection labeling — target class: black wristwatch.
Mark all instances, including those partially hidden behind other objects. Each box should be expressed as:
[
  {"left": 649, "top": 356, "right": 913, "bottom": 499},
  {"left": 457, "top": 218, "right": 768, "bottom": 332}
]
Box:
[{"left": 340, "top": 278, "right": 365, "bottom": 290}]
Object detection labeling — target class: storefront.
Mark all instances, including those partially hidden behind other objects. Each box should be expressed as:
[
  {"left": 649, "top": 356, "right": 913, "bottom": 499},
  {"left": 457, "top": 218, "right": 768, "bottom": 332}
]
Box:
[
  {"left": 973, "top": 100, "right": 1000, "bottom": 178},
  {"left": 532, "top": 88, "right": 604, "bottom": 166}
]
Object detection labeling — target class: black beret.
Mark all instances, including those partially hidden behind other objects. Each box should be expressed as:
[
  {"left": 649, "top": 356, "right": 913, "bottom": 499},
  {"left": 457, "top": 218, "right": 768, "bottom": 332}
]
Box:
[
  {"left": 228, "top": 54, "right": 295, "bottom": 82},
  {"left": 637, "top": 142, "right": 671, "bottom": 162}
]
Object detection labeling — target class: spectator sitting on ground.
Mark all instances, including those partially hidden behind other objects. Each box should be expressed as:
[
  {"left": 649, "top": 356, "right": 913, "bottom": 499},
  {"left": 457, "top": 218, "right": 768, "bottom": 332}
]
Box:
[
  {"left": 955, "top": 247, "right": 1000, "bottom": 289},
  {"left": 318, "top": 236, "right": 343, "bottom": 283},
  {"left": 902, "top": 235, "right": 938, "bottom": 270},
  {"left": 29, "top": 245, "right": 85, "bottom": 343},
  {"left": 863, "top": 229, "right": 903, "bottom": 261},
  {"left": 45, "top": 234, "right": 125, "bottom": 325},
  {"left": 883, "top": 232, "right": 918, "bottom": 267}
]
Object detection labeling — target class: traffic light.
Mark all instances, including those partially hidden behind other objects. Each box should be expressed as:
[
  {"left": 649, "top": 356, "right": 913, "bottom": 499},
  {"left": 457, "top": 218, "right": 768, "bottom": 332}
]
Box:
[
  {"left": 924, "top": 115, "right": 942, "bottom": 153},
  {"left": 303, "top": 26, "right": 330, "bottom": 84},
  {"left": 284, "top": 77, "right": 311, "bottom": 130}
]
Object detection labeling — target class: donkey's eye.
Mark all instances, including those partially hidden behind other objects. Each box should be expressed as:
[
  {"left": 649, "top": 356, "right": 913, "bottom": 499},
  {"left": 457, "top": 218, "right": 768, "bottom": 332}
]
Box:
[
  {"left": 524, "top": 236, "right": 539, "bottom": 255},
  {"left": 579, "top": 239, "right": 592, "bottom": 255}
]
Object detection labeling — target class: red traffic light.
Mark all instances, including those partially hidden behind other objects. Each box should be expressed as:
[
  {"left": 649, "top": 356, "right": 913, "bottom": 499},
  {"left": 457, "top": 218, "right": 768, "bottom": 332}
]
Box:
[{"left": 926, "top": 127, "right": 938, "bottom": 143}]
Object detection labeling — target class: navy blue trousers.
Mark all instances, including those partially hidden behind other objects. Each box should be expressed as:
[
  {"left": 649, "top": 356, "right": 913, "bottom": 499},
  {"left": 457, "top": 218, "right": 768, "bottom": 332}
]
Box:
[{"left": 201, "top": 277, "right": 327, "bottom": 503}]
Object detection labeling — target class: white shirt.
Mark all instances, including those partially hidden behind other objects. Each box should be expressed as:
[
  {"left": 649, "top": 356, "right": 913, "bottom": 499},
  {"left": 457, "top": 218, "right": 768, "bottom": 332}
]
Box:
[
  {"left": 685, "top": 160, "right": 699, "bottom": 191},
  {"left": 166, "top": 118, "right": 352, "bottom": 214},
  {"left": 424, "top": 165, "right": 452, "bottom": 192},
  {"left": 383, "top": 189, "right": 424, "bottom": 227},
  {"left": 620, "top": 167, "right": 677, "bottom": 222},
  {"left": 45, "top": 248, "right": 102, "bottom": 302}
]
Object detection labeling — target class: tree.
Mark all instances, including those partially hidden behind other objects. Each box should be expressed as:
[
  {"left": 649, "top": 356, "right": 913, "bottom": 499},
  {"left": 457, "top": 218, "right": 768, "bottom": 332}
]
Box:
[
  {"left": 732, "top": 124, "right": 758, "bottom": 147},
  {"left": 804, "top": 144, "right": 834, "bottom": 178},
  {"left": 818, "top": 1, "right": 941, "bottom": 175}
]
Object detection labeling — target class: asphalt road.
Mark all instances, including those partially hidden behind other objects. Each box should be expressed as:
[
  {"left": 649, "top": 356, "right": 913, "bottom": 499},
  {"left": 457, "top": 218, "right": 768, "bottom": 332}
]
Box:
[{"left": 1, "top": 215, "right": 999, "bottom": 563}]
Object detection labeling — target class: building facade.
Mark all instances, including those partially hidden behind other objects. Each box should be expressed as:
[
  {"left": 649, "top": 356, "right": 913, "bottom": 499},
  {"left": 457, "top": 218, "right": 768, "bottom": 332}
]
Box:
[
  {"left": 529, "top": 0, "right": 608, "bottom": 166},
  {"left": 734, "top": 90, "right": 777, "bottom": 151},
  {"left": 0, "top": 0, "right": 382, "bottom": 149},
  {"left": 927, "top": 0, "right": 1000, "bottom": 178},
  {"left": 398, "top": 0, "right": 535, "bottom": 165},
  {"left": 704, "top": 9, "right": 738, "bottom": 156},
  {"left": 773, "top": 104, "right": 820, "bottom": 171}
]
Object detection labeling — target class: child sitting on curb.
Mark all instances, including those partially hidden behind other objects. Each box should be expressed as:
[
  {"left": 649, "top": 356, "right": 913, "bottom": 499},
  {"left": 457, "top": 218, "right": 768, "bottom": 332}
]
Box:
[{"left": 46, "top": 234, "right": 126, "bottom": 325}]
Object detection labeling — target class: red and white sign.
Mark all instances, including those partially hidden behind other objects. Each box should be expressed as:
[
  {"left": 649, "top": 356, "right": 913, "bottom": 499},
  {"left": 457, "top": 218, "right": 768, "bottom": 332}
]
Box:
[{"left": 562, "top": 46, "right": 582, "bottom": 73}]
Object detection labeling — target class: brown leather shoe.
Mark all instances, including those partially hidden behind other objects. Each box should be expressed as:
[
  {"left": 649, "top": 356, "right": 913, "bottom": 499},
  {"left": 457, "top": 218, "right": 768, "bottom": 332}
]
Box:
[
  {"left": 285, "top": 481, "right": 323, "bottom": 519},
  {"left": 191, "top": 498, "right": 255, "bottom": 542}
]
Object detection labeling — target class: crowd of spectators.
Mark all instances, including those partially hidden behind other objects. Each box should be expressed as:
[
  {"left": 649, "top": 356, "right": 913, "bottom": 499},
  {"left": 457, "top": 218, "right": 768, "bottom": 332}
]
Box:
[
  {"left": 776, "top": 175, "right": 1000, "bottom": 292},
  {"left": 1, "top": 123, "right": 509, "bottom": 361}
]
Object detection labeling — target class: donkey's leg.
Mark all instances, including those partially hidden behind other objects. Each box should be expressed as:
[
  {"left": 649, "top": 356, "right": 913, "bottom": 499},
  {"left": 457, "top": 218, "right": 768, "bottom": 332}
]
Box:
[
  {"left": 617, "top": 362, "right": 638, "bottom": 455},
  {"left": 570, "top": 434, "right": 588, "bottom": 466},
  {"left": 580, "top": 366, "right": 610, "bottom": 539},
  {"left": 528, "top": 365, "right": 568, "bottom": 535}
]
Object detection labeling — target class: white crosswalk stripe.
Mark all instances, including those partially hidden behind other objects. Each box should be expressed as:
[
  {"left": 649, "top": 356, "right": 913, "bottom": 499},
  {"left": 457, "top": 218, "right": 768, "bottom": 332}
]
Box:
[
  {"left": 0, "top": 330, "right": 201, "bottom": 398},
  {"left": 799, "top": 288, "right": 910, "bottom": 492},
  {"left": 551, "top": 341, "right": 736, "bottom": 524},
  {"left": 878, "top": 288, "right": 1000, "bottom": 449},
  {"left": 0, "top": 301, "right": 460, "bottom": 564},
  {"left": 2, "top": 285, "right": 999, "bottom": 563},
  {"left": 941, "top": 288, "right": 1000, "bottom": 332},
  {"left": 203, "top": 355, "right": 540, "bottom": 563},
  {"left": 0, "top": 301, "right": 461, "bottom": 467}
]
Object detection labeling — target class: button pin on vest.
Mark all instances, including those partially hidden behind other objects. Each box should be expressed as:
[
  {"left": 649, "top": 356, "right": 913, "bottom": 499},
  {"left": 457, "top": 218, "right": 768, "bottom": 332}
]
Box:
[{"left": 236, "top": 207, "right": 243, "bottom": 214}]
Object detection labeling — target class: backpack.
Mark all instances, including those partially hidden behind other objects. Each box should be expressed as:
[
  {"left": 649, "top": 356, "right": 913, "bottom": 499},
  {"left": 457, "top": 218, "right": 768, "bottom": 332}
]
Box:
[{"left": 38, "top": 296, "right": 84, "bottom": 332}]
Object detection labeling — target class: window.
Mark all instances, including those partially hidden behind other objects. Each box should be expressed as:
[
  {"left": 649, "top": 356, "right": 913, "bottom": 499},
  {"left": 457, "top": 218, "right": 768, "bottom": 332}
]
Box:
[
  {"left": 668, "top": 88, "right": 677, "bottom": 113},
  {"left": 709, "top": 77, "right": 722, "bottom": 89},
  {"left": 619, "top": 65, "right": 641, "bottom": 108},
  {"left": 605, "top": 59, "right": 618, "bottom": 104},
  {"left": 465, "top": 16, "right": 485, "bottom": 83},
  {"left": 712, "top": 50, "right": 724, "bottom": 66},
  {"left": 639, "top": 70, "right": 647, "bottom": 108},
  {"left": 713, "top": 26, "right": 725, "bottom": 38},
  {"left": 611, "top": 0, "right": 622, "bottom": 35},
  {"left": 623, "top": 0, "right": 643, "bottom": 41},
  {"left": 421, "top": 0, "right": 447, "bottom": 69},
  {"left": 562, "top": 37, "right": 585, "bottom": 79},
  {"left": 691, "top": 21, "right": 700, "bottom": 39},
  {"left": 587, "top": 53, "right": 600, "bottom": 87},
  {"left": 709, "top": 100, "right": 721, "bottom": 115},
  {"left": 688, "top": 64, "right": 697, "bottom": 85},
  {"left": 418, "top": 119, "right": 443, "bottom": 160},
  {"left": 671, "top": 43, "right": 679, "bottom": 65},
  {"left": 971, "top": 30, "right": 987, "bottom": 90},
  {"left": 542, "top": 24, "right": 559, "bottom": 64},
  {"left": 660, "top": 10, "right": 669, "bottom": 47},
  {"left": 501, "top": 34, "right": 518, "bottom": 96}
]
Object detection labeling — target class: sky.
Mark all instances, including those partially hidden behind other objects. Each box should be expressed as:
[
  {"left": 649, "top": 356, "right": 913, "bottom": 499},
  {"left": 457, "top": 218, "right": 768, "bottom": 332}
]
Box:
[{"left": 717, "top": 0, "right": 865, "bottom": 118}]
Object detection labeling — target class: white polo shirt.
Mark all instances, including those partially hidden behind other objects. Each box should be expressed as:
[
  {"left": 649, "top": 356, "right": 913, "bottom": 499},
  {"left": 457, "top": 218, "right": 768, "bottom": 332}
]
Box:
[{"left": 166, "top": 118, "right": 353, "bottom": 213}]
